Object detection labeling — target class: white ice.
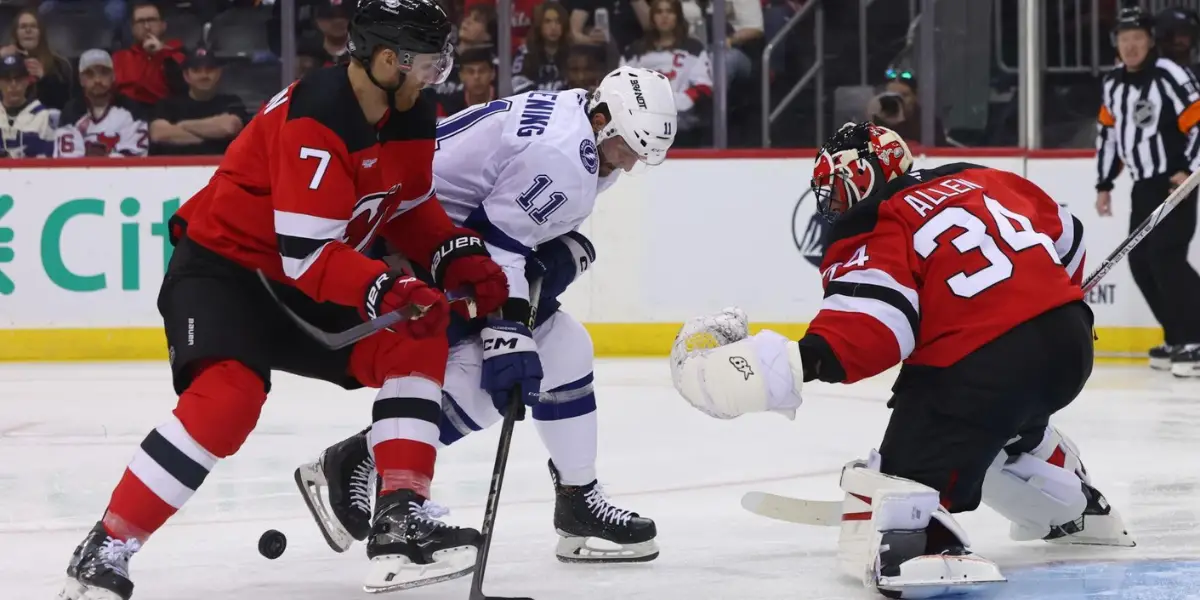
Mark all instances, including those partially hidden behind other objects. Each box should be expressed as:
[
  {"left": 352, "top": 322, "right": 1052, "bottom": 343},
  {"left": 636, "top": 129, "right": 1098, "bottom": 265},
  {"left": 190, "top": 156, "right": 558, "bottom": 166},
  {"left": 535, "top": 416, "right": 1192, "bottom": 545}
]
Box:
[{"left": 3, "top": 360, "right": 1200, "bottom": 600}]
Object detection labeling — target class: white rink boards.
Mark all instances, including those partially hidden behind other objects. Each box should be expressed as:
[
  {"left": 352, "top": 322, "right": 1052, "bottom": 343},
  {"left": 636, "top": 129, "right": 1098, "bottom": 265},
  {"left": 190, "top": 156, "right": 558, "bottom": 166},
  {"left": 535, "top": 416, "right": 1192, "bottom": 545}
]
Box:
[{"left": 3, "top": 360, "right": 1200, "bottom": 600}]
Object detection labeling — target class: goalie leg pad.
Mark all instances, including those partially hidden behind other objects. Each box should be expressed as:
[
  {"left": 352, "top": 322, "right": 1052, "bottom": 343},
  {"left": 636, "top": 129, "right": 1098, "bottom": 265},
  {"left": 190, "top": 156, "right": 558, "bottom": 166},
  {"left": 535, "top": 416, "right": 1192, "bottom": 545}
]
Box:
[
  {"left": 837, "top": 456, "right": 1004, "bottom": 596},
  {"left": 671, "top": 327, "right": 804, "bottom": 420},
  {"left": 982, "top": 426, "right": 1134, "bottom": 546}
]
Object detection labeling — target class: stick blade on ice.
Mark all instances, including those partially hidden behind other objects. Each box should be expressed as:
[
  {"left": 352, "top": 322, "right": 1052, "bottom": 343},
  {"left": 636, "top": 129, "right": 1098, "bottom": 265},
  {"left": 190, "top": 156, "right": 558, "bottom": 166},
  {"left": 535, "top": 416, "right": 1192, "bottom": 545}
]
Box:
[{"left": 740, "top": 492, "right": 841, "bottom": 527}]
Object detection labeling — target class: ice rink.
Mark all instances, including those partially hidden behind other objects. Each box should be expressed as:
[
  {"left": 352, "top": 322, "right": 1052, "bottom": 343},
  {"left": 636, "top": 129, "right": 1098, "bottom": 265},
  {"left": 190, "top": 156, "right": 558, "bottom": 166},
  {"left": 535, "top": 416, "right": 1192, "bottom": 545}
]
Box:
[{"left": 4, "top": 359, "right": 1200, "bottom": 600}]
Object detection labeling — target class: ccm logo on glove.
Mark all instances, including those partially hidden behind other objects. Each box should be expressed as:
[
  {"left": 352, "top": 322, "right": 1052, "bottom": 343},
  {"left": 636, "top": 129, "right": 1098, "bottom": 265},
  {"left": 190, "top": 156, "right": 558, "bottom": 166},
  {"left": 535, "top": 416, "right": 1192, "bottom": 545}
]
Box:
[{"left": 484, "top": 336, "right": 520, "bottom": 351}]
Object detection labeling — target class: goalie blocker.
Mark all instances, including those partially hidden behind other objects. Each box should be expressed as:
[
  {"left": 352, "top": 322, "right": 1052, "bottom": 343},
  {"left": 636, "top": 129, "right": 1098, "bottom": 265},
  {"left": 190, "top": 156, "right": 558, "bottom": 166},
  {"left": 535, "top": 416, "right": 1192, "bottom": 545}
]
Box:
[{"left": 670, "top": 123, "right": 1134, "bottom": 597}]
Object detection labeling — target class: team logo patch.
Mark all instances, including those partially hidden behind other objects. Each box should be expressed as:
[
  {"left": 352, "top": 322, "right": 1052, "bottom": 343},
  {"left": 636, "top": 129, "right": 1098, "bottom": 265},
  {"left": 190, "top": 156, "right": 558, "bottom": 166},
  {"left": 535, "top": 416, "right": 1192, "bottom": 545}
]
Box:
[
  {"left": 1133, "top": 99, "right": 1156, "bottom": 128},
  {"left": 729, "top": 356, "right": 754, "bottom": 380},
  {"left": 580, "top": 138, "right": 599, "bottom": 174}
]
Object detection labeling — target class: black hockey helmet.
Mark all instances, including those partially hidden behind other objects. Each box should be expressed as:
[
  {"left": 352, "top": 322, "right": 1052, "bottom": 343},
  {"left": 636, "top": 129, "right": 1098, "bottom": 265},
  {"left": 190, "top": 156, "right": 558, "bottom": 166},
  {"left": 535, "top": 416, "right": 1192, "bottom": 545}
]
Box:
[
  {"left": 349, "top": 0, "right": 454, "bottom": 84},
  {"left": 1111, "top": 6, "right": 1156, "bottom": 46}
]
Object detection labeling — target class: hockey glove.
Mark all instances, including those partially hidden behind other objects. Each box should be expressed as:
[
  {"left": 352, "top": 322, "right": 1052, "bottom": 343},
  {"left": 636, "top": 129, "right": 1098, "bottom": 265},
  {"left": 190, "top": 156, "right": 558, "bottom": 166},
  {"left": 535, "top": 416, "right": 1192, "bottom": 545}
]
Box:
[
  {"left": 481, "top": 318, "right": 543, "bottom": 412},
  {"left": 525, "top": 231, "right": 596, "bottom": 302},
  {"left": 361, "top": 271, "right": 449, "bottom": 339},
  {"left": 430, "top": 229, "right": 509, "bottom": 319}
]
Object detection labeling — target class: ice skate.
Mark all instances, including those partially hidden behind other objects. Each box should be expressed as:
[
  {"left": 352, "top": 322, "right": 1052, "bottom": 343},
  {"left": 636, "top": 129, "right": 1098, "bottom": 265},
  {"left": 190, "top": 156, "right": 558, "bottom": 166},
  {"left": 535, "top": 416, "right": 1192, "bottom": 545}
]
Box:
[
  {"left": 362, "top": 489, "right": 479, "bottom": 593},
  {"left": 295, "top": 427, "right": 374, "bottom": 552},
  {"left": 549, "top": 460, "right": 659, "bottom": 563},
  {"left": 1170, "top": 344, "right": 1200, "bottom": 378},
  {"left": 1041, "top": 483, "right": 1136, "bottom": 547},
  {"left": 57, "top": 522, "right": 141, "bottom": 600},
  {"left": 1149, "top": 343, "right": 1176, "bottom": 371}
]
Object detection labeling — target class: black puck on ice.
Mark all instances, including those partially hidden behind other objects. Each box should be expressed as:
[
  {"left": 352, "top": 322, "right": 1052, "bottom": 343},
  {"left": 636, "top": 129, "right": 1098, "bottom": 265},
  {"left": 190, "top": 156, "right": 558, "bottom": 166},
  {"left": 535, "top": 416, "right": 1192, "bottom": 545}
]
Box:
[{"left": 258, "top": 529, "right": 287, "bottom": 559}]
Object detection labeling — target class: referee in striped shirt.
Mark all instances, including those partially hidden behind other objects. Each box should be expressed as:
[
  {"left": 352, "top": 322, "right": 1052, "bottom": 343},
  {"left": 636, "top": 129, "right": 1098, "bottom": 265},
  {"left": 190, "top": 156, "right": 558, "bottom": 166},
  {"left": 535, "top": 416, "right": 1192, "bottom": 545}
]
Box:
[{"left": 1096, "top": 6, "right": 1200, "bottom": 377}]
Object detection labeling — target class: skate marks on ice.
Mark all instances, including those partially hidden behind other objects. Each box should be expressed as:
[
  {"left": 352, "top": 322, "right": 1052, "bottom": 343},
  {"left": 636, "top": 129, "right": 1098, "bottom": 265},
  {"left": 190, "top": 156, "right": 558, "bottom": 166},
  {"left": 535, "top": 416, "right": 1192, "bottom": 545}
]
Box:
[{"left": 3, "top": 362, "right": 1200, "bottom": 599}]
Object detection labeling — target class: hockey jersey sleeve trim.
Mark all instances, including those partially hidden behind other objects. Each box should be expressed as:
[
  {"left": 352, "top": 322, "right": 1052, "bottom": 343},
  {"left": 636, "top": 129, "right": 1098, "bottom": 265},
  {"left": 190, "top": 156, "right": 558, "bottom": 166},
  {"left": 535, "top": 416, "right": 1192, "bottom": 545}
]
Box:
[
  {"left": 822, "top": 268, "right": 920, "bottom": 360},
  {"left": 274, "top": 210, "right": 350, "bottom": 280},
  {"left": 1053, "top": 203, "right": 1086, "bottom": 282}
]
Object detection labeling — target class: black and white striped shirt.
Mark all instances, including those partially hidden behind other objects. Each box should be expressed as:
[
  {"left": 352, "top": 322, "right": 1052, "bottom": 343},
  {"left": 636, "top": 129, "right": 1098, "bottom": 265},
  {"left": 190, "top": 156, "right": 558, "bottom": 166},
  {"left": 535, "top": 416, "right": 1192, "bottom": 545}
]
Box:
[{"left": 1096, "top": 57, "right": 1200, "bottom": 190}]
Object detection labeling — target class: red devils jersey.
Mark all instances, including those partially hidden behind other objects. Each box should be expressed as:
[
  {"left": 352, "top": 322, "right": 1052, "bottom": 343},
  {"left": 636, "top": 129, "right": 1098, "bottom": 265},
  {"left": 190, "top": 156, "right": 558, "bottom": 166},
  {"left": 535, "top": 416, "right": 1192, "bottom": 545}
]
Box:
[
  {"left": 176, "top": 65, "right": 458, "bottom": 307},
  {"left": 802, "top": 163, "right": 1087, "bottom": 383}
]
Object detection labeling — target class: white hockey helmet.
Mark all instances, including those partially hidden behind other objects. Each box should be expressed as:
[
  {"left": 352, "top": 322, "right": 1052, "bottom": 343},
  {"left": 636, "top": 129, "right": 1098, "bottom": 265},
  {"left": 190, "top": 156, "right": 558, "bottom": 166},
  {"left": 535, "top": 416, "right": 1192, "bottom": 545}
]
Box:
[{"left": 587, "top": 66, "right": 677, "bottom": 167}]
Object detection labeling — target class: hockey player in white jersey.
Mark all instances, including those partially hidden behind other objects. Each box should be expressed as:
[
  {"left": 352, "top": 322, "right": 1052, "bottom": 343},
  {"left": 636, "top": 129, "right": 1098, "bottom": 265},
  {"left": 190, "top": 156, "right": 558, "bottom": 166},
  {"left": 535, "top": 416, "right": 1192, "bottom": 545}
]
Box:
[{"left": 295, "top": 66, "right": 677, "bottom": 567}]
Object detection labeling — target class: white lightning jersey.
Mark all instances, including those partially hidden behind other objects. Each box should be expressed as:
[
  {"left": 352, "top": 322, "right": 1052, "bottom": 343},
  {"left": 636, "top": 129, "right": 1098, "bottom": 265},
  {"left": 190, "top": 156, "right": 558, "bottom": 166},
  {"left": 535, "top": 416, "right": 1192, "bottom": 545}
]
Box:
[{"left": 434, "top": 88, "right": 608, "bottom": 302}]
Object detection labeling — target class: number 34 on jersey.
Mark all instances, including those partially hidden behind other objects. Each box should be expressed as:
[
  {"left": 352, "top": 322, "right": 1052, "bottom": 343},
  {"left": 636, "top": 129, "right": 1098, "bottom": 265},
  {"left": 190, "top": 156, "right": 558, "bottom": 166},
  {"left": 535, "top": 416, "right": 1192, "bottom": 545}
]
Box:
[{"left": 808, "top": 164, "right": 1086, "bottom": 383}]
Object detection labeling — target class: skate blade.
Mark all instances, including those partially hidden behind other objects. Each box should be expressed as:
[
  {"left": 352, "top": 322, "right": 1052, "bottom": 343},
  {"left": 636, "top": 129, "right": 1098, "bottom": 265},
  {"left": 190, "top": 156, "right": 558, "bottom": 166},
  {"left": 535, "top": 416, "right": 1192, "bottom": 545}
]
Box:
[
  {"left": 877, "top": 554, "right": 1005, "bottom": 599},
  {"left": 57, "top": 577, "right": 124, "bottom": 600},
  {"left": 554, "top": 534, "right": 659, "bottom": 564},
  {"left": 294, "top": 463, "right": 356, "bottom": 553},
  {"left": 1150, "top": 357, "right": 1172, "bottom": 371},
  {"left": 1171, "top": 363, "right": 1200, "bottom": 377},
  {"left": 363, "top": 546, "right": 477, "bottom": 593},
  {"left": 1047, "top": 510, "right": 1137, "bottom": 548}
]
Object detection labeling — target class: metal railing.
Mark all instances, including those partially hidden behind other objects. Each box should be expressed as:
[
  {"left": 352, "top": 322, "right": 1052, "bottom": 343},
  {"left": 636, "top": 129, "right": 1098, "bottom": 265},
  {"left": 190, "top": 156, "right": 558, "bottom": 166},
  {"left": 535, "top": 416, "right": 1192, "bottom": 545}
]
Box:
[
  {"left": 761, "top": 0, "right": 824, "bottom": 148},
  {"left": 996, "top": 0, "right": 1101, "bottom": 75},
  {"left": 859, "top": 0, "right": 919, "bottom": 85}
]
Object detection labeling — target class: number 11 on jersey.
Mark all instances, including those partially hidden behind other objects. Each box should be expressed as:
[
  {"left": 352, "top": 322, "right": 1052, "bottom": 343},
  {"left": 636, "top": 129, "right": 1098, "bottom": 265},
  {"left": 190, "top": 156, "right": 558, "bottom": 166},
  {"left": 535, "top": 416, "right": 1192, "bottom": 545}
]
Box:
[{"left": 516, "top": 175, "right": 568, "bottom": 225}]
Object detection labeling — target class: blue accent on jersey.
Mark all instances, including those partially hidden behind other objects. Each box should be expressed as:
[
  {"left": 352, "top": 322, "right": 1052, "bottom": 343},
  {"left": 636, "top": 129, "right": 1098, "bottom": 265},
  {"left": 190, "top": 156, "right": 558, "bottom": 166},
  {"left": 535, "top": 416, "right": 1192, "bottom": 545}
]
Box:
[
  {"left": 464, "top": 204, "right": 534, "bottom": 256},
  {"left": 435, "top": 99, "right": 513, "bottom": 150}
]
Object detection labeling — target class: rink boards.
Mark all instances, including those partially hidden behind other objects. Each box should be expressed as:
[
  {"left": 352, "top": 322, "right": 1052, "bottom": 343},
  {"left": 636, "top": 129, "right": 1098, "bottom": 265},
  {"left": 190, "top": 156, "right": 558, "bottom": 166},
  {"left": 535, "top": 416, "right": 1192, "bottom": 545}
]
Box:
[{"left": 0, "top": 151, "right": 1183, "bottom": 361}]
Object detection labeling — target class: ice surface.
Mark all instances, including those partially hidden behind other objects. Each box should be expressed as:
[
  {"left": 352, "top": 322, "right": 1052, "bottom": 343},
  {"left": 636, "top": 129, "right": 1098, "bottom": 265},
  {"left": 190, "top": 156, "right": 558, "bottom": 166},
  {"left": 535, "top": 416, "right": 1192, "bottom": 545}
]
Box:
[{"left": 3, "top": 361, "right": 1200, "bottom": 599}]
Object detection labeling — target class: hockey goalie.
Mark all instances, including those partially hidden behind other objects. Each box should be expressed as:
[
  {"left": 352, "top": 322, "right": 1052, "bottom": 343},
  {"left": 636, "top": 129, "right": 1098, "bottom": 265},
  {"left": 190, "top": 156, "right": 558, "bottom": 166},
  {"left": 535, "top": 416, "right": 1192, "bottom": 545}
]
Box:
[{"left": 670, "top": 122, "right": 1135, "bottom": 598}]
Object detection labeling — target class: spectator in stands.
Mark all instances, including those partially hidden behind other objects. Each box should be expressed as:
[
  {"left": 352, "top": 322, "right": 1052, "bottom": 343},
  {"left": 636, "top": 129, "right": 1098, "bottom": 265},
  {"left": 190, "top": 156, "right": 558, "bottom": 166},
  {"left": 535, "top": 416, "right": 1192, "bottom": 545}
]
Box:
[
  {"left": 708, "top": 0, "right": 762, "bottom": 83},
  {"left": 513, "top": 2, "right": 572, "bottom": 93},
  {"left": 867, "top": 68, "right": 947, "bottom": 146},
  {"left": 113, "top": 1, "right": 186, "bottom": 114},
  {"left": 37, "top": 0, "right": 126, "bottom": 42},
  {"left": 0, "top": 55, "right": 55, "bottom": 158},
  {"left": 0, "top": 10, "right": 74, "bottom": 111},
  {"left": 464, "top": 0, "right": 537, "bottom": 50},
  {"left": 622, "top": 0, "right": 710, "bottom": 142},
  {"left": 295, "top": 40, "right": 328, "bottom": 79},
  {"left": 56, "top": 49, "right": 148, "bottom": 157},
  {"left": 436, "top": 46, "right": 495, "bottom": 117},
  {"left": 565, "top": 43, "right": 605, "bottom": 90},
  {"left": 1156, "top": 7, "right": 1200, "bottom": 76},
  {"left": 567, "top": 0, "right": 645, "bottom": 51},
  {"left": 149, "top": 47, "right": 248, "bottom": 156},
  {"left": 459, "top": 4, "right": 498, "bottom": 50},
  {"left": 301, "top": 0, "right": 352, "bottom": 66}
]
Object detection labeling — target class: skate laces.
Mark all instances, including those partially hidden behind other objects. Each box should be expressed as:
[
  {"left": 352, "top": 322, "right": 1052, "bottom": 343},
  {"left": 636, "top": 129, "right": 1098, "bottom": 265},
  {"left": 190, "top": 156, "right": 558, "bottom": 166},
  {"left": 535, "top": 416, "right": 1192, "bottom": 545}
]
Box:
[
  {"left": 98, "top": 538, "right": 140, "bottom": 576},
  {"left": 408, "top": 500, "right": 452, "bottom": 528},
  {"left": 349, "top": 455, "right": 376, "bottom": 514},
  {"left": 583, "top": 484, "right": 633, "bottom": 526}
]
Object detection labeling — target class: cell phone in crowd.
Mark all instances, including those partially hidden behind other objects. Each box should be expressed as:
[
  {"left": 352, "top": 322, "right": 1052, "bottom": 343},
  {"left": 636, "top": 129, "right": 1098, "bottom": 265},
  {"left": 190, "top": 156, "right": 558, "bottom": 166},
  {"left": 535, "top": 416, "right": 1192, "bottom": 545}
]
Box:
[{"left": 594, "top": 8, "right": 610, "bottom": 40}]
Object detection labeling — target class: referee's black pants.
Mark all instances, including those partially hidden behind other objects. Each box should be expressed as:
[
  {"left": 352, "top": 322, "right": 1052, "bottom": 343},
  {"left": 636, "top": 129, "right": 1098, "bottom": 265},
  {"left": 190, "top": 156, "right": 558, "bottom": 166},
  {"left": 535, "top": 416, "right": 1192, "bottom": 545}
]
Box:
[{"left": 1129, "top": 174, "right": 1200, "bottom": 344}]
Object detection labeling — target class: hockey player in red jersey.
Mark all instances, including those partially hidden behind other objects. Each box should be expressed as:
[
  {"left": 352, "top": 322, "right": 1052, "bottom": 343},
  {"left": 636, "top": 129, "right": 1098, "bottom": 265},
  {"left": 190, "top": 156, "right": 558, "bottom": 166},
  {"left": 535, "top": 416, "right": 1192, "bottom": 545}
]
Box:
[
  {"left": 58, "top": 1, "right": 510, "bottom": 598},
  {"left": 670, "top": 122, "right": 1134, "bottom": 598}
]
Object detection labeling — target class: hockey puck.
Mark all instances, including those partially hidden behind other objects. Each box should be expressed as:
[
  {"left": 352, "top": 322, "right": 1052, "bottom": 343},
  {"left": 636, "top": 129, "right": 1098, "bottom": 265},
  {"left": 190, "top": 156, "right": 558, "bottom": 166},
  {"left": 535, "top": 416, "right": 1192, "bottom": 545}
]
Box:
[{"left": 258, "top": 529, "right": 287, "bottom": 559}]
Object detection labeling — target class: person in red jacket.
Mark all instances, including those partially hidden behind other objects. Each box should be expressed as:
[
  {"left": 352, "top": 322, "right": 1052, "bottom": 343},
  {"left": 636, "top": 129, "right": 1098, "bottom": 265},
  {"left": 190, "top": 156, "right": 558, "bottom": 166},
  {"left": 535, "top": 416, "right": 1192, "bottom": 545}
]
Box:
[{"left": 112, "top": 0, "right": 185, "bottom": 113}]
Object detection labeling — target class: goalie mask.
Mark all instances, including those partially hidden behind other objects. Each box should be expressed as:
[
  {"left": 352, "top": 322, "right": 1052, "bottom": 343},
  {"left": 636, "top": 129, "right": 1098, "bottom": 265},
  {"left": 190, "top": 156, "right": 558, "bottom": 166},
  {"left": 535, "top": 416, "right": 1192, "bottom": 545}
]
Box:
[{"left": 811, "top": 122, "right": 913, "bottom": 221}]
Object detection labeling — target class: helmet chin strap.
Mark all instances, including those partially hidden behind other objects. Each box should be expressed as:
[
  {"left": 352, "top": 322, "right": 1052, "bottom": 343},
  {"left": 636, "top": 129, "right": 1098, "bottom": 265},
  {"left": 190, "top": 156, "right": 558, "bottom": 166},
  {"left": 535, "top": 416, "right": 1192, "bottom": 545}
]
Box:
[{"left": 357, "top": 56, "right": 407, "bottom": 109}]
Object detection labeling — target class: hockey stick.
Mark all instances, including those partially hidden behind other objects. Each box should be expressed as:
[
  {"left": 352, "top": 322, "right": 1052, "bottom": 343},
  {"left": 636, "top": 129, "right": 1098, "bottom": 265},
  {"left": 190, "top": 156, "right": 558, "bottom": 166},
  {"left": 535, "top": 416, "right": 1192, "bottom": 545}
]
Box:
[
  {"left": 741, "top": 169, "right": 1200, "bottom": 528},
  {"left": 469, "top": 278, "right": 542, "bottom": 600},
  {"left": 1082, "top": 167, "right": 1200, "bottom": 293},
  {"left": 256, "top": 270, "right": 473, "bottom": 350}
]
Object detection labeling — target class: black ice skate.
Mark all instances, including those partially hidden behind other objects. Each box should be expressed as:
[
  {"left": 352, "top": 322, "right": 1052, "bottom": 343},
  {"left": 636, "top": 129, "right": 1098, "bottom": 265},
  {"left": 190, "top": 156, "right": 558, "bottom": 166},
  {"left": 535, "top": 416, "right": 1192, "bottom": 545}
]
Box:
[
  {"left": 1149, "top": 343, "right": 1176, "bottom": 371},
  {"left": 1044, "top": 483, "right": 1135, "bottom": 547},
  {"left": 295, "top": 427, "right": 375, "bottom": 552},
  {"left": 362, "top": 488, "right": 480, "bottom": 593},
  {"left": 549, "top": 460, "right": 659, "bottom": 563},
  {"left": 57, "top": 522, "right": 140, "bottom": 600},
  {"left": 1170, "top": 344, "right": 1200, "bottom": 378}
]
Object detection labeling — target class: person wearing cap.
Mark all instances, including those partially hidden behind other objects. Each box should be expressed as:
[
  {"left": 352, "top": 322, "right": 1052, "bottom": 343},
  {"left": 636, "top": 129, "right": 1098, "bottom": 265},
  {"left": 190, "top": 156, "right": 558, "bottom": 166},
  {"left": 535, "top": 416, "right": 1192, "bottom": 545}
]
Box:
[
  {"left": 0, "top": 54, "right": 54, "bottom": 157},
  {"left": 149, "top": 47, "right": 248, "bottom": 155},
  {"left": 55, "top": 48, "right": 148, "bottom": 157},
  {"left": 305, "top": 0, "right": 352, "bottom": 65},
  {"left": 112, "top": 1, "right": 185, "bottom": 113}
]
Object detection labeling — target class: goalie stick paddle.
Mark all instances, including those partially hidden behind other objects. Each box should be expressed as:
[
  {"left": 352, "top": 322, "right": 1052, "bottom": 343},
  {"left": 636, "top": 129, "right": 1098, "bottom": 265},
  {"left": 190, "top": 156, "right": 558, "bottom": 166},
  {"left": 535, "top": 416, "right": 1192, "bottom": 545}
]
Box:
[
  {"left": 468, "top": 278, "right": 542, "bottom": 600},
  {"left": 256, "top": 270, "right": 473, "bottom": 350}
]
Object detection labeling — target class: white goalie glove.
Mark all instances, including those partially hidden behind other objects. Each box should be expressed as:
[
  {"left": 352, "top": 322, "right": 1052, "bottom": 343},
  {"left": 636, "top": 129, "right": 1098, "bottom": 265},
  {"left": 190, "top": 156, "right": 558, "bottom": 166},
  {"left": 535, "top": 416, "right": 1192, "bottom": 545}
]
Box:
[{"left": 669, "top": 307, "right": 805, "bottom": 420}]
